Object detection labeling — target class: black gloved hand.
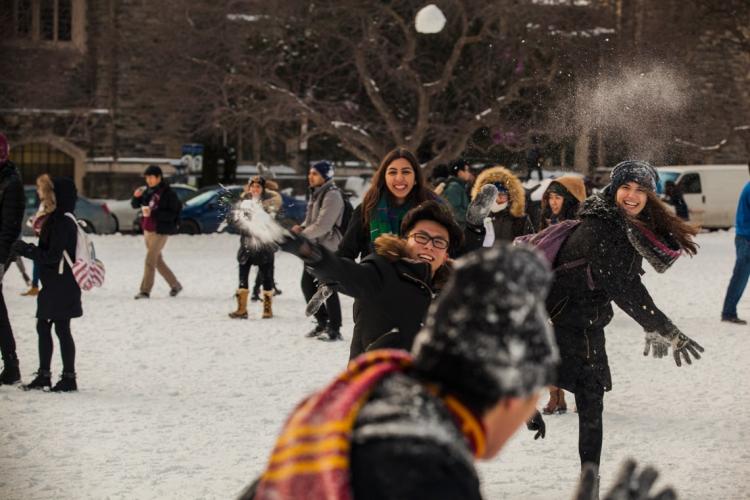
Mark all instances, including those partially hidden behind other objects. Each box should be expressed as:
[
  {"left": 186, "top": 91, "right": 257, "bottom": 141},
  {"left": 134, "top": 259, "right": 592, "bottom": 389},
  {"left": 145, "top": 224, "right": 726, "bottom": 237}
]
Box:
[
  {"left": 10, "top": 240, "right": 33, "bottom": 258},
  {"left": 279, "top": 232, "right": 322, "bottom": 264},
  {"left": 466, "top": 184, "right": 498, "bottom": 226},
  {"left": 575, "top": 460, "right": 677, "bottom": 500},
  {"left": 643, "top": 331, "right": 670, "bottom": 359},
  {"left": 526, "top": 410, "right": 545, "bottom": 440},
  {"left": 662, "top": 324, "right": 704, "bottom": 367}
]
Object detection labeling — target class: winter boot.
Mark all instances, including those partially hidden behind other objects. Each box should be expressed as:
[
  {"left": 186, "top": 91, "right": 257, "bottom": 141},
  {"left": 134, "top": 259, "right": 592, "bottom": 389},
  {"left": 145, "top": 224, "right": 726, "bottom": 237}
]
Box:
[
  {"left": 273, "top": 284, "right": 282, "bottom": 296},
  {"left": 318, "top": 326, "right": 343, "bottom": 342},
  {"left": 169, "top": 284, "right": 183, "bottom": 297},
  {"left": 305, "top": 324, "right": 326, "bottom": 338},
  {"left": 22, "top": 370, "right": 52, "bottom": 391},
  {"left": 21, "top": 286, "right": 40, "bottom": 296},
  {"left": 556, "top": 388, "right": 567, "bottom": 414},
  {"left": 542, "top": 387, "right": 559, "bottom": 415},
  {"left": 251, "top": 283, "right": 261, "bottom": 302},
  {"left": 262, "top": 290, "right": 273, "bottom": 319},
  {"left": 51, "top": 372, "right": 77, "bottom": 392},
  {"left": 229, "top": 288, "right": 250, "bottom": 319},
  {"left": 0, "top": 357, "right": 21, "bottom": 385},
  {"left": 134, "top": 292, "right": 150, "bottom": 300}
]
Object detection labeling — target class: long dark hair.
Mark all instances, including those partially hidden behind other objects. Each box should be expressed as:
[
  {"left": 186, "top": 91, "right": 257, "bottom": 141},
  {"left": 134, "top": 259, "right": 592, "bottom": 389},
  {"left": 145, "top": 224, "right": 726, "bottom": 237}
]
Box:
[
  {"left": 360, "top": 147, "right": 432, "bottom": 226},
  {"left": 631, "top": 191, "right": 699, "bottom": 256}
]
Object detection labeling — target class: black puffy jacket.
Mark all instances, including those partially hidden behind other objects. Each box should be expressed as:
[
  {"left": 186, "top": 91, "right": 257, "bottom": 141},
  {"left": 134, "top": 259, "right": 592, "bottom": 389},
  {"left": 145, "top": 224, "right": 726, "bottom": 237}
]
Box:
[
  {"left": 0, "top": 161, "right": 25, "bottom": 266},
  {"left": 131, "top": 182, "right": 182, "bottom": 234}
]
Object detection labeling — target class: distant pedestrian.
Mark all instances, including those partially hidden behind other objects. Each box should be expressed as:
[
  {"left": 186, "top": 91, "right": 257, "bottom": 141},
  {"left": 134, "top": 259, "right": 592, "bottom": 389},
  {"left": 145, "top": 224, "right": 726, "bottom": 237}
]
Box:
[
  {"left": 441, "top": 159, "right": 474, "bottom": 229},
  {"left": 0, "top": 132, "right": 25, "bottom": 385},
  {"left": 526, "top": 137, "right": 543, "bottom": 182},
  {"left": 21, "top": 174, "right": 56, "bottom": 297},
  {"left": 131, "top": 165, "right": 183, "bottom": 299},
  {"left": 228, "top": 176, "right": 282, "bottom": 319},
  {"left": 721, "top": 163, "right": 750, "bottom": 325},
  {"left": 291, "top": 161, "right": 346, "bottom": 341},
  {"left": 663, "top": 180, "right": 689, "bottom": 221},
  {"left": 12, "top": 177, "right": 82, "bottom": 392}
]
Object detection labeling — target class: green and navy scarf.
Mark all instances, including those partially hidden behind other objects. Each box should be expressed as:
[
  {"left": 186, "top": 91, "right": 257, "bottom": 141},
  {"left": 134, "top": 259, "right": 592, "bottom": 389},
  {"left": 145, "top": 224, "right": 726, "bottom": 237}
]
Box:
[{"left": 369, "top": 194, "right": 412, "bottom": 242}]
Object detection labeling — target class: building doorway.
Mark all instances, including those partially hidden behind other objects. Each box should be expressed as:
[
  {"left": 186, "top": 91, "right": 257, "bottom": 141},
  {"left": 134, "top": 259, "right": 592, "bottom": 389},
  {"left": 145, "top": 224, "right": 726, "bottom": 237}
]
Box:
[{"left": 9, "top": 142, "right": 75, "bottom": 185}]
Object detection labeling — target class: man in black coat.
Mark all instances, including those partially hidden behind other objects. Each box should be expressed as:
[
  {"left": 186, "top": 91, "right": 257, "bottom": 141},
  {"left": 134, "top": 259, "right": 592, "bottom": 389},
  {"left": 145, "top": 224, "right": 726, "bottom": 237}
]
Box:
[
  {"left": 0, "top": 133, "right": 26, "bottom": 385},
  {"left": 131, "top": 165, "right": 183, "bottom": 299}
]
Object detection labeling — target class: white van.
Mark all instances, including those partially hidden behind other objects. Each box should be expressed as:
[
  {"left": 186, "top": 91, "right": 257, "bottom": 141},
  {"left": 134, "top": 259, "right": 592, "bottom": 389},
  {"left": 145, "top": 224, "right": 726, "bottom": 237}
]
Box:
[{"left": 656, "top": 165, "right": 750, "bottom": 229}]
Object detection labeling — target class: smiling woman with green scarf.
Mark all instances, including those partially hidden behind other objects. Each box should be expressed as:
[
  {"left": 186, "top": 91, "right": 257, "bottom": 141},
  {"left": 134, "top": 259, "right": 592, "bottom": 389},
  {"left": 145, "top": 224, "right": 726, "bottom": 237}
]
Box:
[{"left": 338, "top": 147, "right": 438, "bottom": 261}]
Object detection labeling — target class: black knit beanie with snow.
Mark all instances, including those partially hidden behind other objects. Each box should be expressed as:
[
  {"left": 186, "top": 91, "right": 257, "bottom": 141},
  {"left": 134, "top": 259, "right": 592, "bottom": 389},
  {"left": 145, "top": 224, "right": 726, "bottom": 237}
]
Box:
[
  {"left": 411, "top": 244, "right": 559, "bottom": 414},
  {"left": 609, "top": 160, "right": 658, "bottom": 194}
]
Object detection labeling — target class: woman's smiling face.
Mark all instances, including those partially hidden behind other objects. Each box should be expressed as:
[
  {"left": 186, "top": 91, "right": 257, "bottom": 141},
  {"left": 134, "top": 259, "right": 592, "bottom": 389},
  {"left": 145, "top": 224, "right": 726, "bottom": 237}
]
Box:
[
  {"left": 615, "top": 181, "right": 648, "bottom": 216},
  {"left": 384, "top": 158, "right": 416, "bottom": 203}
]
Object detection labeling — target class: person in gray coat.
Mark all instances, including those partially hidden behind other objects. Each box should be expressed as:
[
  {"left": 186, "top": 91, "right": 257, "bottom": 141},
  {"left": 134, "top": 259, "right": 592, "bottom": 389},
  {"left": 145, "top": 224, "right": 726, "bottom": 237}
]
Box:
[{"left": 291, "top": 161, "right": 345, "bottom": 340}]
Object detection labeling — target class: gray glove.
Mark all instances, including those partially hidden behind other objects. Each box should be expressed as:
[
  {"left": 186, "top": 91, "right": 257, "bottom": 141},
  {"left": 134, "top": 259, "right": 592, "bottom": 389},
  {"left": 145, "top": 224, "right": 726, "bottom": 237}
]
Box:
[
  {"left": 670, "top": 331, "right": 704, "bottom": 367},
  {"left": 575, "top": 460, "right": 677, "bottom": 500},
  {"left": 305, "top": 283, "right": 334, "bottom": 317},
  {"left": 643, "top": 331, "right": 670, "bottom": 359},
  {"left": 466, "top": 184, "right": 498, "bottom": 226}
]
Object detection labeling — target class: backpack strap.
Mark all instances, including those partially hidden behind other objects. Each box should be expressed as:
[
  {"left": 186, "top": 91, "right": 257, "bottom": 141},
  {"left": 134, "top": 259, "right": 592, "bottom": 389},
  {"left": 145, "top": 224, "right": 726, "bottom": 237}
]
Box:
[{"left": 59, "top": 213, "right": 80, "bottom": 274}]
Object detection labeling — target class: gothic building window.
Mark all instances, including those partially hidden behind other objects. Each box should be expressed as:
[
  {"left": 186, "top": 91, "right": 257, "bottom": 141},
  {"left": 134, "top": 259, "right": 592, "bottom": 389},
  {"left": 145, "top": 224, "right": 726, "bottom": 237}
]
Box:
[{"left": 1, "top": 0, "right": 79, "bottom": 45}]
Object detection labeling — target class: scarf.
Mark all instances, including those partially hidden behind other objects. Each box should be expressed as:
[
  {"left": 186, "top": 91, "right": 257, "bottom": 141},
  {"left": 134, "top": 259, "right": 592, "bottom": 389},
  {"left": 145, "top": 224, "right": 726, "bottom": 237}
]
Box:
[
  {"left": 254, "top": 350, "right": 486, "bottom": 500},
  {"left": 624, "top": 220, "right": 682, "bottom": 273},
  {"left": 369, "top": 194, "right": 411, "bottom": 242}
]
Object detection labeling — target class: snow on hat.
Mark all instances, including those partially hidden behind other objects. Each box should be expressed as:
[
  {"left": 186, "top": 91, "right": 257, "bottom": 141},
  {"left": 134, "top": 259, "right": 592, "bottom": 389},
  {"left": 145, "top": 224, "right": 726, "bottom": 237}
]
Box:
[
  {"left": 311, "top": 160, "right": 334, "bottom": 181},
  {"left": 449, "top": 158, "right": 469, "bottom": 176},
  {"left": 248, "top": 175, "right": 266, "bottom": 188},
  {"left": 144, "top": 165, "right": 163, "bottom": 177},
  {"left": 0, "top": 133, "right": 9, "bottom": 165},
  {"left": 412, "top": 244, "right": 559, "bottom": 413},
  {"left": 610, "top": 160, "right": 658, "bottom": 193}
]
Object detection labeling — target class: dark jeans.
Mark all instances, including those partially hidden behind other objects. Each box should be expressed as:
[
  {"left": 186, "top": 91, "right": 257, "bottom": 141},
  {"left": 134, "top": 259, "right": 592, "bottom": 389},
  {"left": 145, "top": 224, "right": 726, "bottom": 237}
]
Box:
[
  {"left": 301, "top": 269, "right": 341, "bottom": 329},
  {"left": 239, "top": 258, "right": 274, "bottom": 291},
  {"left": 32, "top": 260, "right": 40, "bottom": 287},
  {"left": 37, "top": 318, "right": 76, "bottom": 373},
  {"left": 722, "top": 236, "right": 750, "bottom": 319},
  {"left": 574, "top": 384, "right": 605, "bottom": 467},
  {"left": 0, "top": 284, "right": 17, "bottom": 362}
]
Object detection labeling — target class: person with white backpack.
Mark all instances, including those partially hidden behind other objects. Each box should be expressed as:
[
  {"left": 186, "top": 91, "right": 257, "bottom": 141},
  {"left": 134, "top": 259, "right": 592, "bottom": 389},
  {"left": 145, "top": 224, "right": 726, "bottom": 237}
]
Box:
[{"left": 11, "top": 177, "right": 82, "bottom": 392}]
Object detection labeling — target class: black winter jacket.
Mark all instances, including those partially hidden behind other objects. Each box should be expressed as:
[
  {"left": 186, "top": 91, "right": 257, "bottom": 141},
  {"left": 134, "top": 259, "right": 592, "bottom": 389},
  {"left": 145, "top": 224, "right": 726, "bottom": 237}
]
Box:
[
  {"left": 463, "top": 209, "right": 534, "bottom": 252},
  {"left": 546, "top": 194, "right": 678, "bottom": 391},
  {"left": 29, "top": 178, "right": 82, "bottom": 320},
  {"left": 0, "top": 161, "right": 25, "bottom": 266},
  {"left": 131, "top": 182, "right": 182, "bottom": 234},
  {"left": 350, "top": 372, "right": 483, "bottom": 500},
  {"left": 337, "top": 204, "right": 371, "bottom": 260},
  {"left": 309, "top": 235, "right": 448, "bottom": 360}
]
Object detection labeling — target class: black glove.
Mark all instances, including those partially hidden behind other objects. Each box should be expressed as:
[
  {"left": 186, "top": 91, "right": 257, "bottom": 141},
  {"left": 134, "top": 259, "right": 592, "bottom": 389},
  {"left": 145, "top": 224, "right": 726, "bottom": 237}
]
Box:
[
  {"left": 575, "top": 460, "right": 677, "bottom": 500},
  {"left": 662, "top": 324, "right": 704, "bottom": 367},
  {"left": 526, "top": 410, "right": 545, "bottom": 440},
  {"left": 466, "top": 184, "right": 498, "bottom": 226},
  {"left": 279, "top": 232, "right": 322, "bottom": 264},
  {"left": 643, "top": 331, "right": 669, "bottom": 359},
  {"left": 10, "top": 240, "right": 33, "bottom": 258}
]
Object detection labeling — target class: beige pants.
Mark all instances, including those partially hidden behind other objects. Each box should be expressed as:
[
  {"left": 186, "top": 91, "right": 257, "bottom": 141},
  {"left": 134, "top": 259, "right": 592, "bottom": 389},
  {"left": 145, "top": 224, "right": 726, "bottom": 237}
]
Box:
[{"left": 140, "top": 231, "right": 179, "bottom": 293}]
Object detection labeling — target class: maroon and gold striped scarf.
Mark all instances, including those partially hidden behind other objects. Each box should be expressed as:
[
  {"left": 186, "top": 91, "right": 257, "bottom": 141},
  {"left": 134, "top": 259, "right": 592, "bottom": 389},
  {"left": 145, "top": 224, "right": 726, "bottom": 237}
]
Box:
[{"left": 254, "top": 350, "right": 486, "bottom": 500}]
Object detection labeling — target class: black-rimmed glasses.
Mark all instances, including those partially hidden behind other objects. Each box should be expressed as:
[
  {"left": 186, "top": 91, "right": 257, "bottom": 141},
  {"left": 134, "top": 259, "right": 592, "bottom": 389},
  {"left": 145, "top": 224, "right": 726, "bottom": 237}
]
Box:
[{"left": 408, "top": 232, "right": 449, "bottom": 250}]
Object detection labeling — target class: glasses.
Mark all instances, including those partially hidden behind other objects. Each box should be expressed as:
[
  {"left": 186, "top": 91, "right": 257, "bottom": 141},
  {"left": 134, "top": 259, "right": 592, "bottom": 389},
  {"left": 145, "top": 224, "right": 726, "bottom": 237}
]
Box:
[{"left": 408, "top": 232, "right": 449, "bottom": 250}]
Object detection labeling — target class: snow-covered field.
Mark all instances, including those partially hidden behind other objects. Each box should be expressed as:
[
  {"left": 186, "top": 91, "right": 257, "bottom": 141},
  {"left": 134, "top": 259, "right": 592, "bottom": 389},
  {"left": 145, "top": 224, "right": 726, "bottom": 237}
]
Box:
[{"left": 1, "top": 231, "right": 748, "bottom": 500}]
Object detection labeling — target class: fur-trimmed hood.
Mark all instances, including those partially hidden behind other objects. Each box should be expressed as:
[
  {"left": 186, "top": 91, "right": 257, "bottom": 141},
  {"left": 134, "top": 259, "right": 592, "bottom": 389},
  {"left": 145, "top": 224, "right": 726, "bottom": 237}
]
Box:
[
  {"left": 373, "top": 234, "right": 452, "bottom": 289},
  {"left": 546, "top": 176, "right": 586, "bottom": 203},
  {"left": 470, "top": 166, "right": 526, "bottom": 217}
]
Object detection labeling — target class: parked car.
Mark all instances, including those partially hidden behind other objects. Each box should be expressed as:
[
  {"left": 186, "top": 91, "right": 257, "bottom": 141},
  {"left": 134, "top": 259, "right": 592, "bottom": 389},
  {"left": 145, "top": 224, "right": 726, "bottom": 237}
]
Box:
[
  {"left": 23, "top": 186, "right": 117, "bottom": 236},
  {"left": 178, "top": 185, "right": 307, "bottom": 235},
  {"left": 655, "top": 165, "right": 749, "bottom": 229}
]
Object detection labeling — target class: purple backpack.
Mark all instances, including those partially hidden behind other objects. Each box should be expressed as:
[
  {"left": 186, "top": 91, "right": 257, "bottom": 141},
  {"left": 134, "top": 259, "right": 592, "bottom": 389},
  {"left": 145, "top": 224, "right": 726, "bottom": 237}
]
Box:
[{"left": 514, "top": 220, "right": 591, "bottom": 283}]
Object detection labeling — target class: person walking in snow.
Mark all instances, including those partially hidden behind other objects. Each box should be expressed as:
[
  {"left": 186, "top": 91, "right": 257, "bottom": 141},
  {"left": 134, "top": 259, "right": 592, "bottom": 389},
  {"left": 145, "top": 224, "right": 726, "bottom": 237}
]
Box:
[
  {"left": 441, "top": 158, "right": 474, "bottom": 229},
  {"left": 131, "top": 165, "right": 183, "bottom": 299},
  {"left": 463, "top": 166, "right": 534, "bottom": 252},
  {"left": 537, "top": 175, "right": 587, "bottom": 415},
  {"left": 11, "top": 177, "right": 82, "bottom": 392},
  {"left": 240, "top": 244, "right": 676, "bottom": 500},
  {"left": 720, "top": 162, "right": 750, "bottom": 325},
  {"left": 545, "top": 160, "right": 704, "bottom": 484},
  {"left": 284, "top": 201, "right": 462, "bottom": 360},
  {"left": 291, "top": 161, "right": 346, "bottom": 341},
  {"left": 0, "top": 132, "right": 26, "bottom": 386},
  {"left": 228, "top": 176, "right": 282, "bottom": 319},
  {"left": 21, "top": 174, "right": 56, "bottom": 297}
]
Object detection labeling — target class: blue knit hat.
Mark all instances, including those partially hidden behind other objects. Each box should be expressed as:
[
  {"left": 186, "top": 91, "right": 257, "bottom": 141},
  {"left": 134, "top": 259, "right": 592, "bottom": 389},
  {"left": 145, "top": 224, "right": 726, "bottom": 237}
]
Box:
[{"left": 311, "top": 160, "right": 334, "bottom": 181}]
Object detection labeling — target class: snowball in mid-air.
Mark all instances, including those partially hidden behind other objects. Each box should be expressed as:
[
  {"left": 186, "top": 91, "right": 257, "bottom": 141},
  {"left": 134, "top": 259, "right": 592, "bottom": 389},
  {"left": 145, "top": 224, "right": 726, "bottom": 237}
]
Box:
[{"left": 415, "top": 4, "right": 446, "bottom": 34}]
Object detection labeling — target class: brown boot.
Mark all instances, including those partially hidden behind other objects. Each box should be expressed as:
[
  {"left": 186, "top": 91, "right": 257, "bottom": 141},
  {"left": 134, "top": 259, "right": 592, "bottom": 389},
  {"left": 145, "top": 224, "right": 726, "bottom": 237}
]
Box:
[
  {"left": 542, "top": 386, "right": 560, "bottom": 415},
  {"left": 556, "top": 388, "right": 567, "bottom": 414},
  {"left": 21, "top": 286, "right": 39, "bottom": 296},
  {"left": 262, "top": 290, "right": 273, "bottom": 319},
  {"left": 229, "top": 289, "right": 249, "bottom": 319}
]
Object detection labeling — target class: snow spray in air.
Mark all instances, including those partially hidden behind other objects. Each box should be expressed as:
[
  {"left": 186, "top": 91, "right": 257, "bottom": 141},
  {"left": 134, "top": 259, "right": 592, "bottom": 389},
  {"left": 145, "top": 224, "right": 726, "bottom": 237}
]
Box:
[{"left": 231, "top": 199, "right": 288, "bottom": 249}]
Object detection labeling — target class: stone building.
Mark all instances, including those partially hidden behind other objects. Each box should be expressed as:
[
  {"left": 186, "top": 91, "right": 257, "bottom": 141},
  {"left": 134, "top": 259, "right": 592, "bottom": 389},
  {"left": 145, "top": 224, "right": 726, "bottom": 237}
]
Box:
[{"left": 1, "top": 0, "right": 747, "bottom": 200}]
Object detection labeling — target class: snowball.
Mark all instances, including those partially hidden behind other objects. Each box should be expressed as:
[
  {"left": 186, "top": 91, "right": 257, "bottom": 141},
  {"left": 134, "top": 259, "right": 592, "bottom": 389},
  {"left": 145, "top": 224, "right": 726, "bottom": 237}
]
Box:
[{"left": 415, "top": 4, "right": 446, "bottom": 34}]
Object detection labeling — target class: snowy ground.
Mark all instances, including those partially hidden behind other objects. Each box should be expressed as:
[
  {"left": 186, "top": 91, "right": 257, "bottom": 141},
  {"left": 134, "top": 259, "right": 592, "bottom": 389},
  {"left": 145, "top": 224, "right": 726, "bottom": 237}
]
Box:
[{"left": 1, "top": 231, "right": 748, "bottom": 500}]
